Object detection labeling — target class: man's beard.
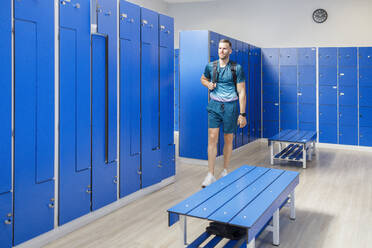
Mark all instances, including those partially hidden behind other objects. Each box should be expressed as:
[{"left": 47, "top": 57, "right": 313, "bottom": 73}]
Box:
[{"left": 219, "top": 54, "right": 228, "bottom": 60}]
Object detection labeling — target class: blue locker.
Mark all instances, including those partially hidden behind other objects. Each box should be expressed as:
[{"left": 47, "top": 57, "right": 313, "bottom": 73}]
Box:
[
  {"left": 209, "top": 31, "right": 219, "bottom": 61},
  {"left": 248, "top": 51, "right": 256, "bottom": 142},
  {"left": 159, "top": 14, "right": 175, "bottom": 180},
  {"left": 280, "top": 103, "right": 297, "bottom": 123},
  {"left": 319, "top": 48, "right": 337, "bottom": 66},
  {"left": 119, "top": 1, "right": 141, "bottom": 198},
  {"left": 280, "top": 48, "right": 297, "bottom": 65},
  {"left": 299, "top": 122, "right": 316, "bottom": 131},
  {"left": 0, "top": 0, "right": 12, "bottom": 196},
  {"left": 298, "top": 66, "right": 316, "bottom": 85},
  {"left": 0, "top": 193, "right": 12, "bottom": 248},
  {"left": 359, "top": 67, "right": 372, "bottom": 87},
  {"left": 262, "top": 65, "right": 279, "bottom": 84},
  {"left": 280, "top": 66, "right": 297, "bottom": 85},
  {"left": 338, "top": 47, "right": 357, "bottom": 66},
  {"left": 280, "top": 120, "right": 297, "bottom": 130},
  {"left": 242, "top": 43, "right": 249, "bottom": 145},
  {"left": 255, "top": 59, "right": 262, "bottom": 139},
  {"left": 97, "top": 0, "right": 118, "bottom": 164},
  {"left": 280, "top": 84, "right": 297, "bottom": 103},
  {"left": 339, "top": 106, "right": 358, "bottom": 126},
  {"left": 59, "top": 0, "right": 91, "bottom": 225},
  {"left": 91, "top": 34, "right": 117, "bottom": 210},
  {"left": 360, "top": 126, "right": 372, "bottom": 146},
  {"left": 359, "top": 107, "right": 372, "bottom": 127},
  {"left": 262, "top": 48, "right": 279, "bottom": 66},
  {"left": 263, "top": 102, "right": 279, "bottom": 121},
  {"left": 319, "top": 86, "right": 337, "bottom": 105},
  {"left": 14, "top": 0, "right": 55, "bottom": 244},
  {"left": 319, "top": 66, "right": 337, "bottom": 86},
  {"left": 174, "top": 49, "right": 180, "bottom": 131},
  {"left": 141, "top": 8, "right": 161, "bottom": 188},
  {"left": 299, "top": 104, "right": 316, "bottom": 123},
  {"left": 298, "top": 48, "right": 316, "bottom": 65},
  {"left": 338, "top": 66, "right": 357, "bottom": 86},
  {"left": 319, "top": 123, "right": 337, "bottom": 144},
  {"left": 263, "top": 83, "right": 279, "bottom": 103},
  {"left": 298, "top": 85, "right": 316, "bottom": 104},
  {"left": 338, "top": 86, "right": 357, "bottom": 106},
  {"left": 319, "top": 105, "right": 337, "bottom": 124},
  {"left": 360, "top": 87, "right": 372, "bottom": 107},
  {"left": 358, "top": 47, "right": 372, "bottom": 67},
  {"left": 263, "top": 121, "right": 279, "bottom": 138},
  {"left": 339, "top": 125, "right": 358, "bottom": 145}
]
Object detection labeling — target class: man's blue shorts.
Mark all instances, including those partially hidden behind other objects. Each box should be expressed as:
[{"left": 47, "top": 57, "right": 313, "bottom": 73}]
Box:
[{"left": 207, "top": 99, "right": 238, "bottom": 134}]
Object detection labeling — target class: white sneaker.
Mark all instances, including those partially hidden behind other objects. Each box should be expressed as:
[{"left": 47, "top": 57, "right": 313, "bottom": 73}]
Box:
[
  {"left": 220, "top": 169, "right": 228, "bottom": 178},
  {"left": 201, "top": 173, "right": 216, "bottom": 188}
]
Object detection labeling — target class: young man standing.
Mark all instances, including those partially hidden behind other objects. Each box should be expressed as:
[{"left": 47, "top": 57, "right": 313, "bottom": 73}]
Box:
[{"left": 200, "top": 39, "right": 247, "bottom": 187}]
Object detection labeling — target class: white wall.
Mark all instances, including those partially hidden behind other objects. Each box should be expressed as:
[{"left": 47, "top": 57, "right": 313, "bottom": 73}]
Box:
[
  {"left": 127, "top": 0, "right": 169, "bottom": 15},
  {"left": 168, "top": 0, "right": 372, "bottom": 48}
]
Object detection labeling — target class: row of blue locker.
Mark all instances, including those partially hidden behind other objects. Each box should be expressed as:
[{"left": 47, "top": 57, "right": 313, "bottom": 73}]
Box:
[
  {"left": 0, "top": 0, "right": 174, "bottom": 247},
  {"left": 179, "top": 30, "right": 261, "bottom": 160}
]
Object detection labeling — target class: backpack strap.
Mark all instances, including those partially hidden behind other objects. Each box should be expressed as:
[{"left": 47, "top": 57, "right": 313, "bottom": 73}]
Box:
[
  {"left": 212, "top": 60, "right": 219, "bottom": 83},
  {"left": 230, "top": 61, "right": 237, "bottom": 84}
]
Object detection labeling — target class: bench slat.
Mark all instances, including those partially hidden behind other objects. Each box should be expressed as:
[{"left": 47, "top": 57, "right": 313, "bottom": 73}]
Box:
[
  {"left": 280, "top": 144, "right": 299, "bottom": 159},
  {"left": 274, "top": 144, "right": 294, "bottom": 158},
  {"left": 288, "top": 145, "right": 303, "bottom": 160},
  {"left": 204, "top": 235, "right": 224, "bottom": 248},
  {"left": 186, "top": 232, "right": 211, "bottom": 248}
]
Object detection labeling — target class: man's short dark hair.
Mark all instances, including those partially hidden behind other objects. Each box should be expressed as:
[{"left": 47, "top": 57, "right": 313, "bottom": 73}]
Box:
[{"left": 219, "top": 39, "right": 232, "bottom": 48}]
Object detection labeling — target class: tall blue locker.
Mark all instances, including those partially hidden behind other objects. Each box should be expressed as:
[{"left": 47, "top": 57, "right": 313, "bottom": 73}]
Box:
[
  {"left": 59, "top": 0, "right": 91, "bottom": 225},
  {"left": 175, "top": 49, "right": 180, "bottom": 132},
  {"left": 141, "top": 8, "right": 161, "bottom": 188},
  {"left": 248, "top": 46, "right": 256, "bottom": 141},
  {"left": 0, "top": 1, "right": 12, "bottom": 247},
  {"left": 91, "top": 34, "right": 117, "bottom": 210},
  {"left": 231, "top": 39, "right": 239, "bottom": 149},
  {"left": 119, "top": 1, "right": 141, "bottom": 198},
  {"left": 14, "top": 0, "right": 55, "bottom": 244},
  {"left": 235, "top": 40, "right": 244, "bottom": 148},
  {"left": 253, "top": 47, "right": 262, "bottom": 140},
  {"left": 92, "top": 0, "right": 118, "bottom": 210},
  {"left": 159, "top": 14, "right": 175, "bottom": 180},
  {"left": 242, "top": 43, "right": 249, "bottom": 144}
]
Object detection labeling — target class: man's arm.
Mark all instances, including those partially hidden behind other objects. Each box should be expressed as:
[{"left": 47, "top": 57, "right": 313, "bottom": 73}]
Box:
[
  {"left": 201, "top": 74, "right": 216, "bottom": 91},
  {"left": 236, "top": 82, "right": 247, "bottom": 128}
]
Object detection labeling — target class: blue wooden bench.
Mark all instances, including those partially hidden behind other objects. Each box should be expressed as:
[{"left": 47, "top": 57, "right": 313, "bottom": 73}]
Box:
[
  {"left": 167, "top": 165, "right": 299, "bottom": 248},
  {"left": 268, "top": 129, "right": 317, "bottom": 168}
]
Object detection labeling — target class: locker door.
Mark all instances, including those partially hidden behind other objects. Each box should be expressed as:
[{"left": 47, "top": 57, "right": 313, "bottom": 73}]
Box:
[
  {"left": 14, "top": 0, "right": 55, "bottom": 244},
  {"left": 338, "top": 86, "right": 357, "bottom": 106},
  {"left": 263, "top": 84, "right": 279, "bottom": 103},
  {"left": 255, "top": 61, "right": 262, "bottom": 139},
  {"left": 319, "top": 48, "right": 337, "bottom": 66},
  {"left": 359, "top": 87, "right": 372, "bottom": 107},
  {"left": 339, "top": 125, "right": 358, "bottom": 145},
  {"left": 298, "top": 85, "right": 316, "bottom": 104},
  {"left": 319, "top": 105, "right": 337, "bottom": 124},
  {"left": 263, "top": 102, "right": 279, "bottom": 121},
  {"left": 59, "top": 0, "right": 91, "bottom": 225},
  {"left": 280, "top": 84, "right": 297, "bottom": 103},
  {"left": 299, "top": 103, "right": 316, "bottom": 123},
  {"left": 0, "top": 193, "right": 12, "bottom": 248},
  {"left": 338, "top": 47, "right": 357, "bottom": 66},
  {"left": 359, "top": 67, "right": 372, "bottom": 87},
  {"left": 159, "top": 14, "right": 175, "bottom": 179},
  {"left": 280, "top": 66, "right": 297, "bottom": 85},
  {"left": 248, "top": 49, "right": 255, "bottom": 141},
  {"left": 360, "top": 127, "right": 372, "bottom": 146},
  {"left": 298, "top": 66, "right": 316, "bottom": 85},
  {"left": 319, "top": 66, "right": 337, "bottom": 86},
  {"left": 174, "top": 49, "right": 180, "bottom": 131},
  {"left": 339, "top": 106, "right": 358, "bottom": 126},
  {"left": 281, "top": 120, "right": 297, "bottom": 130},
  {"left": 242, "top": 43, "right": 249, "bottom": 144},
  {"left": 358, "top": 47, "right": 372, "bottom": 67},
  {"left": 319, "top": 123, "right": 337, "bottom": 144},
  {"left": 359, "top": 107, "right": 372, "bottom": 127},
  {"left": 0, "top": 0, "right": 12, "bottom": 196},
  {"left": 97, "top": 0, "right": 118, "bottom": 164},
  {"left": 91, "top": 35, "right": 117, "bottom": 210},
  {"left": 141, "top": 8, "right": 161, "bottom": 188},
  {"left": 263, "top": 121, "right": 279, "bottom": 138},
  {"left": 299, "top": 122, "right": 316, "bottom": 131},
  {"left": 298, "top": 47, "right": 316, "bottom": 65},
  {"left": 119, "top": 1, "right": 141, "bottom": 198},
  {"left": 262, "top": 48, "right": 279, "bottom": 66},
  {"left": 280, "top": 48, "right": 297, "bottom": 65},
  {"left": 280, "top": 103, "right": 297, "bottom": 124},
  {"left": 262, "top": 65, "right": 279, "bottom": 84},
  {"left": 209, "top": 31, "right": 219, "bottom": 61},
  {"left": 319, "top": 86, "right": 337, "bottom": 105},
  {"left": 338, "top": 66, "right": 357, "bottom": 87}
]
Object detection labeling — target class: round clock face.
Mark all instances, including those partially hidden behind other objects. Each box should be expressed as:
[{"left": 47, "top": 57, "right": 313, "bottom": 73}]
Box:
[{"left": 313, "top": 9, "right": 328, "bottom": 23}]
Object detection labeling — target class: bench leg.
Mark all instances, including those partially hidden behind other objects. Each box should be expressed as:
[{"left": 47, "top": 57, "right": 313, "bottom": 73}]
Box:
[
  {"left": 247, "top": 238, "right": 255, "bottom": 248},
  {"left": 290, "top": 190, "right": 296, "bottom": 220},
  {"left": 308, "top": 143, "right": 313, "bottom": 161},
  {"left": 313, "top": 141, "right": 316, "bottom": 156},
  {"left": 302, "top": 145, "right": 307, "bottom": 169},
  {"left": 270, "top": 141, "right": 274, "bottom": 165},
  {"left": 272, "top": 209, "right": 280, "bottom": 246},
  {"left": 179, "top": 215, "right": 187, "bottom": 246}
]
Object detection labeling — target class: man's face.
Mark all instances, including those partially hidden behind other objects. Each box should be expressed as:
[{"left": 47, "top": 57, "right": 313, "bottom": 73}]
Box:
[{"left": 218, "top": 42, "right": 232, "bottom": 60}]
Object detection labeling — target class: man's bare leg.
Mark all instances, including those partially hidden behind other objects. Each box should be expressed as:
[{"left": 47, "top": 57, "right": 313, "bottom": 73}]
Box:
[
  {"left": 223, "top": 133, "right": 234, "bottom": 170},
  {"left": 208, "top": 128, "right": 220, "bottom": 175}
]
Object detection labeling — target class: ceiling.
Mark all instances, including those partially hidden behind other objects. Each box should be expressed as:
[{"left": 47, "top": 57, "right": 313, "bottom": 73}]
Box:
[{"left": 163, "top": 0, "right": 217, "bottom": 3}]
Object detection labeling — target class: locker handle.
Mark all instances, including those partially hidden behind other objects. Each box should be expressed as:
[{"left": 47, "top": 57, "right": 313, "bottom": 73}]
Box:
[
  {"left": 4, "top": 219, "right": 12, "bottom": 225},
  {"left": 160, "top": 25, "right": 166, "bottom": 30},
  {"left": 158, "top": 163, "right": 163, "bottom": 168},
  {"left": 137, "top": 170, "right": 142, "bottom": 175},
  {"left": 333, "top": 86, "right": 337, "bottom": 89},
  {"left": 120, "top": 13, "right": 128, "bottom": 20},
  {"left": 339, "top": 73, "right": 345, "bottom": 76},
  {"left": 298, "top": 92, "right": 302, "bottom": 96},
  {"left": 61, "top": 0, "right": 71, "bottom": 5},
  {"left": 142, "top": 19, "right": 148, "bottom": 25},
  {"left": 48, "top": 203, "right": 55, "bottom": 209},
  {"left": 74, "top": 3, "right": 80, "bottom": 8},
  {"left": 86, "top": 189, "right": 92, "bottom": 194},
  {"left": 105, "top": 11, "right": 111, "bottom": 16},
  {"left": 340, "top": 92, "right": 345, "bottom": 96}
]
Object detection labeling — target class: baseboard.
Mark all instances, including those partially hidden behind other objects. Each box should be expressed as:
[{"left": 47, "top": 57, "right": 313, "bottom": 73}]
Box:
[
  {"left": 14, "top": 176, "right": 176, "bottom": 248},
  {"left": 317, "top": 142, "right": 372, "bottom": 151}
]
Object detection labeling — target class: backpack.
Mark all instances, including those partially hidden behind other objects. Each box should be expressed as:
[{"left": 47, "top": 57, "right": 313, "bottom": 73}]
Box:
[
  {"left": 206, "top": 221, "right": 247, "bottom": 240},
  {"left": 212, "top": 60, "right": 237, "bottom": 85}
]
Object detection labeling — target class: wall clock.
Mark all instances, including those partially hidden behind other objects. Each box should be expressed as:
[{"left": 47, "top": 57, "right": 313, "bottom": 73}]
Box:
[{"left": 313, "top": 9, "right": 328, "bottom": 23}]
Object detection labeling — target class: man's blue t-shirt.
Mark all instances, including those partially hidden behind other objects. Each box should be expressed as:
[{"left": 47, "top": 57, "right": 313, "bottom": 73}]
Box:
[{"left": 203, "top": 60, "right": 245, "bottom": 102}]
